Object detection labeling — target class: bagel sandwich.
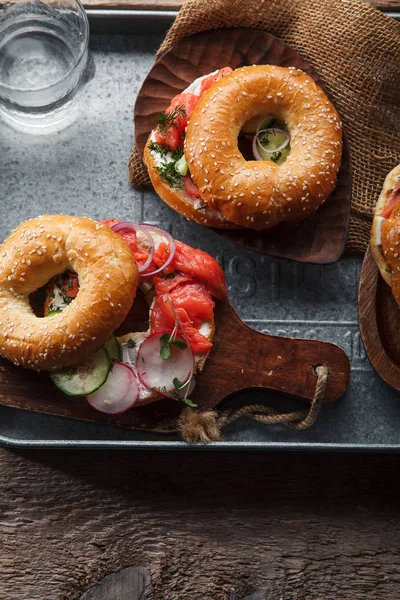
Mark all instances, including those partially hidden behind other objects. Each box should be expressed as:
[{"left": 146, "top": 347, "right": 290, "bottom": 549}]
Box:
[
  {"left": 0, "top": 215, "right": 138, "bottom": 371},
  {"left": 0, "top": 216, "right": 226, "bottom": 413},
  {"left": 370, "top": 164, "right": 400, "bottom": 291},
  {"left": 143, "top": 65, "right": 342, "bottom": 231}
]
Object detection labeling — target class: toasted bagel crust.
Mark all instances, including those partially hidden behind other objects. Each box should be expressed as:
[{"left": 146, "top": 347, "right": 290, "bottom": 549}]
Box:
[
  {"left": 143, "top": 143, "right": 238, "bottom": 229},
  {"left": 371, "top": 164, "right": 400, "bottom": 287},
  {"left": 186, "top": 65, "right": 342, "bottom": 230},
  {"left": 0, "top": 215, "right": 138, "bottom": 371}
]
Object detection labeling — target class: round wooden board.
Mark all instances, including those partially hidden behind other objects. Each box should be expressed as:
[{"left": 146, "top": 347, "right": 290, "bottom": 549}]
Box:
[
  {"left": 359, "top": 245, "right": 400, "bottom": 390},
  {"left": 134, "top": 28, "right": 351, "bottom": 265}
]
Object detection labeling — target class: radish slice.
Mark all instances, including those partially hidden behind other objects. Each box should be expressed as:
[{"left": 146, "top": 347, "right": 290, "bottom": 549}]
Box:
[
  {"left": 119, "top": 376, "right": 139, "bottom": 410},
  {"left": 111, "top": 222, "right": 155, "bottom": 274},
  {"left": 140, "top": 225, "right": 176, "bottom": 279},
  {"left": 136, "top": 332, "right": 193, "bottom": 394},
  {"left": 86, "top": 362, "right": 139, "bottom": 414}
]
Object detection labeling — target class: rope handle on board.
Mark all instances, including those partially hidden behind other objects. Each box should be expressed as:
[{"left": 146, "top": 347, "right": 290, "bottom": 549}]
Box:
[{"left": 178, "top": 364, "right": 329, "bottom": 443}]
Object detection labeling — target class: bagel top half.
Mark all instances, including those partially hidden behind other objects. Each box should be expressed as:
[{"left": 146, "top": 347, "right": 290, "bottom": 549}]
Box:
[
  {"left": 371, "top": 164, "right": 400, "bottom": 288},
  {"left": 0, "top": 215, "right": 138, "bottom": 371},
  {"left": 185, "top": 65, "right": 342, "bottom": 230}
]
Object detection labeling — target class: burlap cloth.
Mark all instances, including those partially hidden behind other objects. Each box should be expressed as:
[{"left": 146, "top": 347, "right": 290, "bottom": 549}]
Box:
[{"left": 129, "top": 0, "right": 400, "bottom": 254}]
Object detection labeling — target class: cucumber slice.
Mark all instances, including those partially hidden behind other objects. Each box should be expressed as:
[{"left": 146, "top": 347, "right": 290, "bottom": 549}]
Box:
[
  {"left": 50, "top": 348, "right": 112, "bottom": 396},
  {"left": 274, "top": 146, "right": 290, "bottom": 166},
  {"left": 45, "top": 309, "right": 62, "bottom": 317},
  {"left": 257, "top": 145, "right": 290, "bottom": 165},
  {"left": 256, "top": 129, "right": 290, "bottom": 165},
  {"left": 257, "top": 129, "right": 289, "bottom": 153},
  {"left": 175, "top": 154, "right": 189, "bottom": 176},
  {"left": 103, "top": 335, "right": 122, "bottom": 361}
]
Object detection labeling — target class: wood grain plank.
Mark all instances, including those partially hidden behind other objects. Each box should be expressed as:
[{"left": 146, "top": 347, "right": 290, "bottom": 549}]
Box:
[
  {"left": 81, "top": 0, "right": 400, "bottom": 11},
  {"left": 80, "top": 567, "right": 150, "bottom": 600},
  {"left": 3, "top": 449, "right": 400, "bottom": 600},
  {"left": 242, "top": 592, "right": 266, "bottom": 600}
]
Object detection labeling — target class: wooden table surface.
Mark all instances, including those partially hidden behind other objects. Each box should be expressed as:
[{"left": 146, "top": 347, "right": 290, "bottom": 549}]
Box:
[
  {"left": 2, "top": 447, "right": 400, "bottom": 599},
  {"left": 1, "top": 6, "right": 399, "bottom": 599},
  {"left": 81, "top": 0, "right": 400, "bottom": 11}
]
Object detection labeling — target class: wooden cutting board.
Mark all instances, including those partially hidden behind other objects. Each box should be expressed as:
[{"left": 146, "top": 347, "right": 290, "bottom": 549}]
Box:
[
  {"left": 359, "top": 245, "right": 400, "bottom": 390},
  {"left": 134, "top": 28, "right": 352, "bottom": 265},
  {"left": 0, "top": 291, "right": 350, "bottom": 433}
]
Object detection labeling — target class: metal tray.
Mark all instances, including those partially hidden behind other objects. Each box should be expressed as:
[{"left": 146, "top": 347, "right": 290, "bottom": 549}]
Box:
[{"left": 1, "top": 11, "right": 400, "bottom": 451}]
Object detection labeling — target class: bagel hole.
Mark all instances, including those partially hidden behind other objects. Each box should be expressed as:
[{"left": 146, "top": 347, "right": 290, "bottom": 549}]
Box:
[
  {"left": 239, "top": 115, "right": 289, "bottom": 164},
  {"left": 29, "top": 272, "right": 149, "bottom": 334},
  {"left": 29, "top": 271, "right": 79, "bottom": 317},
  {"left": 29, "top": 286, "right": 46, "bottom": 317}
]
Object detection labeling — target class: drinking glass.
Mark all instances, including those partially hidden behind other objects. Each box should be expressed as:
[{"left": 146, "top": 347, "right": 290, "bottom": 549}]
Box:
[{"left": 0, "top": 0, "right": 89, "bottom": 133}]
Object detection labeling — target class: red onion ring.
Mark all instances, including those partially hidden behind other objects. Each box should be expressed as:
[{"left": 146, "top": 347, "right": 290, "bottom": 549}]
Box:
[
  {"left": 252, "top": 126, "right": 290, "bottom": 161},
  {"left": 252, "top": 134, "right": 263, "bottom": 161},
  {"left": 139, "top": 224, "right": 176, "bottom": 279},
  {"left": 111, "top": 221, "right": 155, "bottom": 274}
]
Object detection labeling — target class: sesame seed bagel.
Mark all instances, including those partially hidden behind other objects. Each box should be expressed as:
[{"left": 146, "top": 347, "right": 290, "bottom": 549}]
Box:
[
  {"left": 185, "top": 65, "right": 343, "bottom": 230},
  {"left": 0, "top": 215, "right": 138, "bottom": 371},
  {"left": 371, "top": 164, "right": 400, "bottom": 289}
]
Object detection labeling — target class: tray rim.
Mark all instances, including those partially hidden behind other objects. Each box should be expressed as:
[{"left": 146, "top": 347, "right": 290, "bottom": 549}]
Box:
[
  {"left": 2, "top": 10, "right": 399, "bottom": 452},
  {"left": 2, "top": 426, "right": 400, "bottom": 452},
  {"left": 83, "top": 8, "right": 399, "bottom": 19}
]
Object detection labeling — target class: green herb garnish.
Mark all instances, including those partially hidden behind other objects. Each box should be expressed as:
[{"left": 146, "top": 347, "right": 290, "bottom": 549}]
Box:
[
  {"left": 160, "top": 333, "right": 172, "bottom": 360},
  {"left": 156, "top": 161, "right": 184, "bottom": 189},
  {"left": 171, "top": 339, "right": 187, "bottom": 350},
  {"left": 183, "top": 398, "right": 197, "bottom": 408},
  {"left": 270, "top": 150, "right": 282, "bottom": 162},
  {"left": 160, "top": 333, "right": 172, "bottom": 346},
  {"left": 171, "top": 147, "right": 184, "bottom": 161},
  {"left": 160, "top": 345, "right": 171, "bottom": 360},
  {"left": 172, "top": 377, "right": 197, "bottom": 408},
  {"left": 148, "top": 141, "right": 170, "bottom": 156},
  {"left": 173, "top": 377, "right": 183, "bottom": 389},
  {"left": 156, "top": 105, "right": 186, "bottom": 134},
  {"left": 162, "top": 297, "right": 198, "bottom": 408},
  {"left": 159, "top": 332, "right": 187, "bottom": 360}
]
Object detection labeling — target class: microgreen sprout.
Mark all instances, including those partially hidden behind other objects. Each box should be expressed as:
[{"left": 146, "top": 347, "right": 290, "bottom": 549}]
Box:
[
  {"left": 164, "top": 296, "right": 197, "bottom": 407},
  {"left": 156, "top": 105, "right": 186, "bottom": 134}
]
